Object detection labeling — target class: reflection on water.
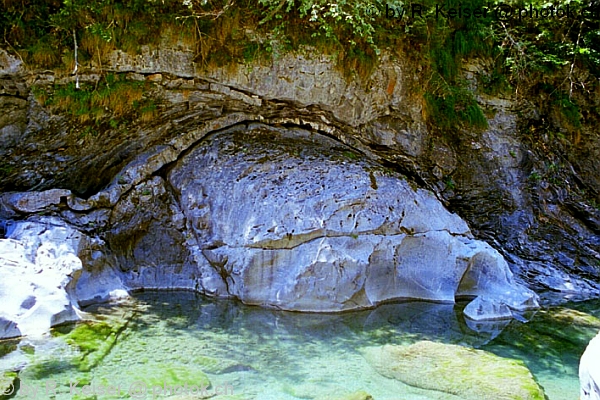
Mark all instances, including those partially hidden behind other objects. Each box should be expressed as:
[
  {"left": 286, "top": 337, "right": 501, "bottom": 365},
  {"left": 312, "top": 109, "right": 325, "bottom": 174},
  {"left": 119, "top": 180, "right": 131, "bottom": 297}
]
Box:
[{"left": 1, "top": 292, "right": 599, "bottom": 400}]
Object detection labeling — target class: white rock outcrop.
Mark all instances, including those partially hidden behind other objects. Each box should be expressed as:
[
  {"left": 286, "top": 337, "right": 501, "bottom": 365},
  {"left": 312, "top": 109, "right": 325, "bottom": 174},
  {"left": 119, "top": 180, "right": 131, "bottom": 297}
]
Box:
[
  {"left": 581, "top": 331, "right": 600, "bottom": 400},
  {"left": 0, "top": 218, "right": 86, "bottom": 338}
]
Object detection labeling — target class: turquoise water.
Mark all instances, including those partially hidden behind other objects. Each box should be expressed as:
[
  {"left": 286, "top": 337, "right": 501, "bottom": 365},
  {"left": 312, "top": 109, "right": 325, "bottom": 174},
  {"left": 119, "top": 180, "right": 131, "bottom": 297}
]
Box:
[{"left": 1, "top": 292, "right": 599, "bottom": 400}]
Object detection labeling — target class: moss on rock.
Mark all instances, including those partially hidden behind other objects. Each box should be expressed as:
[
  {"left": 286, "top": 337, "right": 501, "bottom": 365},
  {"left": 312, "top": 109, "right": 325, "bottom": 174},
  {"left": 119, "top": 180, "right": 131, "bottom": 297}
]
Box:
[
  {"left": 363, "top": 341, "right": 545, "bottom": 400},
  {"left": 0, "top": 340, "right": 18, "bottom": 358},
  {"left": 0, "top": 371, "right": 18, "bottom": 399},
  {"left": 124, "top": 362, "right": 210, "bottom": 393},
  {"left": 62, "top": 321, "right": 127, "bottom": 372}
]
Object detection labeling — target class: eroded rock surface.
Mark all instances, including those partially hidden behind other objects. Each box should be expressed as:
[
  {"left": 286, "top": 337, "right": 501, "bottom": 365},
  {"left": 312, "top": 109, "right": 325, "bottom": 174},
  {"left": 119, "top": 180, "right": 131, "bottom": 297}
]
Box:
[
  {"left": 0, "top": 215, "right": 132, "bottom": 338},
  {"left": 0, "top": 123, "right": 539, "bottom": 331},
  {"left": 1, "top": 43, "right": 599, "bottom": 305},
  {"left": 165, "top": 125, "right": 538, "bottom": 314}
]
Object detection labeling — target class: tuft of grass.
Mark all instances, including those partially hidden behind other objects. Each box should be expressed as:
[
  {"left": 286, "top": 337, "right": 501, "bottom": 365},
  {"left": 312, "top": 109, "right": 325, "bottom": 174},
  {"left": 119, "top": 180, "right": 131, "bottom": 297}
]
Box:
[
  {"left": 36, "top": 74, "right": 150, "bottom": 125},
  {"left": 138, "top": 103, "right": 158, "bottom": 123},
  {"left": 343, "top": 151, "right": 358, "bottom": 160},
  {"left": 424, "top": 86, "right": 488, "bottom": 132},
  {"left": 27, "top": 38, "right": 61, "bottom": 68},
  {"left": 80, "top": 27, "right": 114, "bottom": 65},
  {"left": 444, "top": 177, "right": 455, "bottom": 190}
]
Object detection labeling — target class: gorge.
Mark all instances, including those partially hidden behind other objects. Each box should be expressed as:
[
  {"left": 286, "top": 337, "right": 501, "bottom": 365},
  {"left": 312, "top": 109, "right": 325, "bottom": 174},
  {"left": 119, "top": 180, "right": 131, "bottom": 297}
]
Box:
[{"left": 1, "top": 1, "right": 600, "bottom": 397}]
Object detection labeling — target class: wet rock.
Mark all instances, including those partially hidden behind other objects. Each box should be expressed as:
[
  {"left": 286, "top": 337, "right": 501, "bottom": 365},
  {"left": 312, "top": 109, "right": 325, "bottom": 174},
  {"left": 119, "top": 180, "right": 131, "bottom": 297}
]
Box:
[
  {"left": 463, "top": 296, "right": 513, "bottom": 321},
  {"left": 466, "top": 305, "right": 600, "bottom": 399},
  {"left": 363, "top": 341, "right": 546, "bottom": 400},
  {"left": 60, "top": 320, "right": 129, "bottom": 372},
  {"left": 0, "top": 338, "right": 19, "bottom": 358},
  {"left": 167, "top": 124, "right": 538, "bottom": 317},
  {"left": 581, "top": 331, "right": 600, "bottom": 400},
  {"left": 192, "top": 355, "right": 253, "bottom": 375},
  {"left": 355, "top": 301, "right": 510, "bottom": 346}
]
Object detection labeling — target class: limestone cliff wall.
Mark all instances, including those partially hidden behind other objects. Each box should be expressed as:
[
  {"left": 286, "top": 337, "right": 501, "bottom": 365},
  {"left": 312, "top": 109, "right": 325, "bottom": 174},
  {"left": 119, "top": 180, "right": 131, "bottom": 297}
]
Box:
[{"left": 0, "top": 41, "right": 599, "bottom": 304}]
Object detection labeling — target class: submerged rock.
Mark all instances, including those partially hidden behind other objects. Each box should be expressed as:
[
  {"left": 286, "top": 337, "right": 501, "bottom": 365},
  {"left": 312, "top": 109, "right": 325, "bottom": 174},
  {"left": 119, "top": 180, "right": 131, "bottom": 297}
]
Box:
[
  {"left": 463, "top": 296, "right": 513, "bottom": 321},
  {"left": 61, "top": 320, "right": 128, "bottom": 372},
  {"left": 315, "top": 390, "right": 373, "bottom": 400},
  {"left": 581, "top": 330, "right": 600, "bottom": 400},
  {"left": 166, "top": 124, "right": 537, "bottom": 317},
  {"left": 363, "top": 341, "right": 545, "bottom": 400}
]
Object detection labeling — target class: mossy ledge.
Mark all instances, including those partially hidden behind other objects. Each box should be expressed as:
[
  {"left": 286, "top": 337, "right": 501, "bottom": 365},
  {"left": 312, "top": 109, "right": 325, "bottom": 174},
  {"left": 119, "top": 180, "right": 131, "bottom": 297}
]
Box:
[{"left": 2, "top": 0, "right": 597, "bottom": 133}]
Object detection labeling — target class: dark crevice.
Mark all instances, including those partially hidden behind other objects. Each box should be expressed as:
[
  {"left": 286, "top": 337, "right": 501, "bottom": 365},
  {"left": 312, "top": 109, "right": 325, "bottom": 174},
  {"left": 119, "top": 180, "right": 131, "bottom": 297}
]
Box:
[{"left": 152, "top": 119, "right": 255, "bottom": 181}]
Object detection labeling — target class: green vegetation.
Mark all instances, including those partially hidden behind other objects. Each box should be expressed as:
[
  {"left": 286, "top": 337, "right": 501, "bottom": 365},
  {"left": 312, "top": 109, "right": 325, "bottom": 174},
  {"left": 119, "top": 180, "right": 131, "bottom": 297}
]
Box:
[
  {"left": 343, "top": 150, "right": 358, "bottom": 160},
  {"left": 0, "top": 370, "right": 18, "bottom": 397},
  {"left": 0, "top": 340, "right": 18, "bottom": 359},
  {"left": 33, "top": 73, "right": 156, "bottom": 126},
  {"left": 1, "top": 0, "right": 598, "bottom": 132},
  {"left": 52, "top": 320, "right": 128, "bottom": 372},
  {"left": 0, "top": 163, "right": 13, "bottom": 179}
]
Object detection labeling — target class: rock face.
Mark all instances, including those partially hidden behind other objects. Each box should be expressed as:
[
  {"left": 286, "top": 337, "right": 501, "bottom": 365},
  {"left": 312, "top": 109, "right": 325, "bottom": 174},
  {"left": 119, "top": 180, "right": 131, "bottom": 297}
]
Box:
[
  {"left": 0, "top": 124, "right": 539, "bottom": 335},
  {"left": 581, "top": 331, "right": 600, "bottom": 400},
  {"left": 164, "top": 125, "right": 537, "bottom": 314},
  {"left": 1, "top": 41, "right": 599, "bottom": 304},
  {"left": 363, "top": 341, "right": 546, "bottom": 400},
  {"left": 2, "top": 39, "right": 599, "bottom": 330}
]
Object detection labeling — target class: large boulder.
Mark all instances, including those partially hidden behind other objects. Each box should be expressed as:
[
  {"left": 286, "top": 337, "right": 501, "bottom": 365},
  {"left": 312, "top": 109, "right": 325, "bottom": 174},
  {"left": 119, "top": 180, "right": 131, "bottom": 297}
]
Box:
[
  {"left": 166, "top": 125, "right": 538, "bottom": 316},
  {"left": 581, "top": 331, "right": 600, "bottom": 400},
  {"left": 363, "top": 341, "right": 546, "bottom": 400}
]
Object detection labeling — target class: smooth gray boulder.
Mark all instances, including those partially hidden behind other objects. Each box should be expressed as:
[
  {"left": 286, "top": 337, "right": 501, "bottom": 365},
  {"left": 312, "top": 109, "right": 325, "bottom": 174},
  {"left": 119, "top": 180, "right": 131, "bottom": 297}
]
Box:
[
  {"left": 581, "top": 331, "right": 600, "bottom": 400},
  {"left": 168, "top": 125, "right": 538, "bottom": 316},
  {"left": 0, "top": 317, "right": 21, "bottom": 340}
]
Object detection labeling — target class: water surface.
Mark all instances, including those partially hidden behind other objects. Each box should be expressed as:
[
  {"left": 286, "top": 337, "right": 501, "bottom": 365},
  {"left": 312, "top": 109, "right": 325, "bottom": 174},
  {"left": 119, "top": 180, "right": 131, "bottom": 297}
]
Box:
[{"left": 2, "top": 292, "right": 599, "bottom": 400}]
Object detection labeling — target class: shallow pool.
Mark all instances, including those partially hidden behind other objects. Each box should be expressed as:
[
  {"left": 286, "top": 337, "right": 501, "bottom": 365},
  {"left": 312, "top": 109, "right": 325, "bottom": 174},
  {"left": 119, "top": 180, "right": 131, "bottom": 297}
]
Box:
[{"left": 1, "top": 292, "right": 599, "bottom": 399}]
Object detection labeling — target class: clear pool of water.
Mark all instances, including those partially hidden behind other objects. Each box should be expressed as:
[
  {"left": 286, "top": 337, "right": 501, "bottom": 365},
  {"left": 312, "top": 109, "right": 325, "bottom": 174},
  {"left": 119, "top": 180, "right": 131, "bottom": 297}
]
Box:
[{"left": 1, "top": 292, "right": 599, "bottom": 400}]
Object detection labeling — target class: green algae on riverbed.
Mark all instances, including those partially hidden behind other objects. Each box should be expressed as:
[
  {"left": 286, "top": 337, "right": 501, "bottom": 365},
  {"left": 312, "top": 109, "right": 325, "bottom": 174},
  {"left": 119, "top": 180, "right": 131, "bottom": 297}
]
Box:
[{"left": 363, "top": 341, "right": 545, "bottom": 400}]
